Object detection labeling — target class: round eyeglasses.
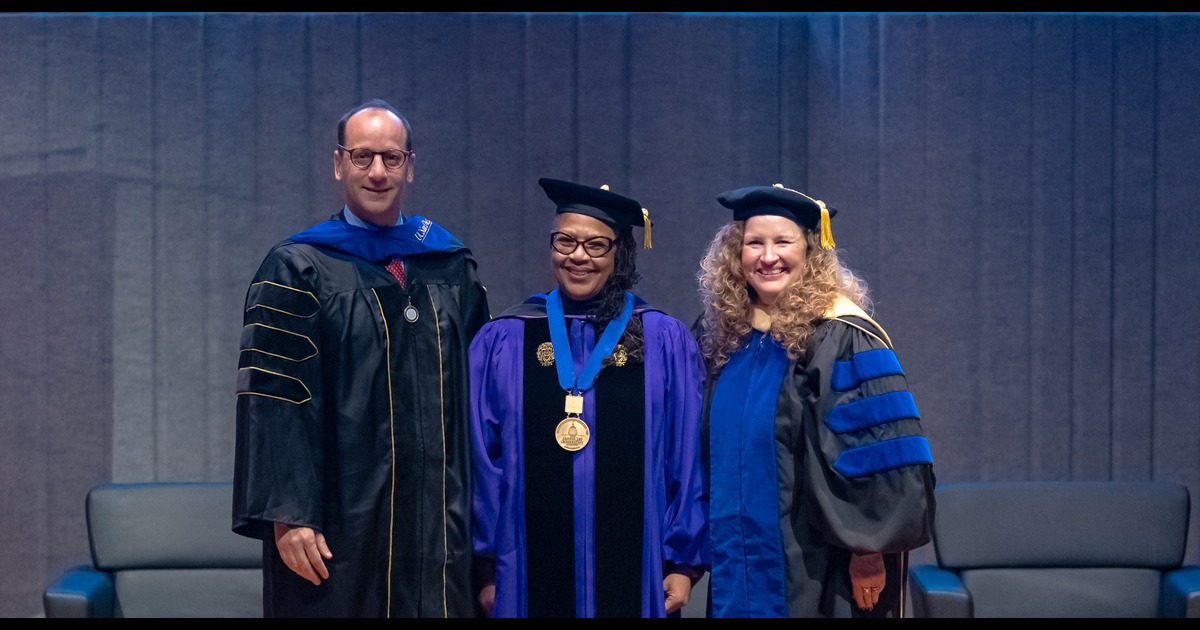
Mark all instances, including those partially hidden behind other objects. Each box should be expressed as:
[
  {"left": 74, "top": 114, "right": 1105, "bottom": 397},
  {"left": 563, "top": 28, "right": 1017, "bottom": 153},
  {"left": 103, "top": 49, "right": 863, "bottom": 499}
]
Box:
[
  {"left": 551, "top": 232, "right": 615, "bottom": 257},
  {"left": 338, "top": 144, "right": 413, "bottom": 170}
]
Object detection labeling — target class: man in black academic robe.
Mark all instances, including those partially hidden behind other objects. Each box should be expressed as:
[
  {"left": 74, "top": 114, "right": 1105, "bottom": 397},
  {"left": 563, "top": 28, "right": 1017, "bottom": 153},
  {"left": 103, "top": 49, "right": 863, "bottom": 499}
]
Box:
[
  {"left": 232, "top": 99, "right": 490, "bottom": 617},
  {"left": 233, "top": 219, "right": 488, "bottom": 616}
]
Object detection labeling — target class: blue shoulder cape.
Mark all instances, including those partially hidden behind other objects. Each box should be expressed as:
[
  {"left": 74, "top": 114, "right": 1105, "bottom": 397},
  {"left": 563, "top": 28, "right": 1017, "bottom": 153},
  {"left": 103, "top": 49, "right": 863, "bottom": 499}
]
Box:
[{"left": 288, "top": 213, "right": 464, "bottom": 263}]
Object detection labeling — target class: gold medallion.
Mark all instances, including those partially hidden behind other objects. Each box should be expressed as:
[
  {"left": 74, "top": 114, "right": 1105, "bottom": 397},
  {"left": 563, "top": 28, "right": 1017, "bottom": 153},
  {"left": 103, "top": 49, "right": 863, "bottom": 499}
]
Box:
[
  {"left": 536, "top": 342, "right": 555, "bottom": 367},
  {"left": 555, "top": 417, "right": 590, "bottom": 451}
]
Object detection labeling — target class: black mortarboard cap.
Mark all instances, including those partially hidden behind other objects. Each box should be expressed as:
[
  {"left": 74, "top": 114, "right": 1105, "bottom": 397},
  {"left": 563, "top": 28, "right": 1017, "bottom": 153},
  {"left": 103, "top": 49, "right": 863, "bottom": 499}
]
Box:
[
  {"left": 716, "top": 183, "right": 837, "bottom": 249},
  {"left": 539, "top": 177, "right": 652, "bottom": 248}
]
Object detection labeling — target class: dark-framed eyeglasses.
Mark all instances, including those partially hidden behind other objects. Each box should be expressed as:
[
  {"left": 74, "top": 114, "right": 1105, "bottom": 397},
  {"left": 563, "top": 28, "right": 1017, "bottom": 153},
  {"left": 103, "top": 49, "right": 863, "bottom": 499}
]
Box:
[
  {"left": 338, "top": 144, "right": 413, "bottom": 170},
  {"left": 550, "top": 231, "right": 615, "bottom": 257}
]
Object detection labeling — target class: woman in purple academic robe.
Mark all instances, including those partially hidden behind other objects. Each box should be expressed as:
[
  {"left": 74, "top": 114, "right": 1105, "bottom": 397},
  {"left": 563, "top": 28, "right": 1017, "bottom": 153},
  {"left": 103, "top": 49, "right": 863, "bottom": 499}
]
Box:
[{"left": 469, "top": 178, "right": 708, "bottom": 618}]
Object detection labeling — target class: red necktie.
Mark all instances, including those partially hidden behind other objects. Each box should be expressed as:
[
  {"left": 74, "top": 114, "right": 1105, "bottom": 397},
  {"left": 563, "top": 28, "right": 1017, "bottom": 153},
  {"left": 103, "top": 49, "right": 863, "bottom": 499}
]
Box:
[{"left": 385, "top": 258, "right": 405, "bottom": 288}]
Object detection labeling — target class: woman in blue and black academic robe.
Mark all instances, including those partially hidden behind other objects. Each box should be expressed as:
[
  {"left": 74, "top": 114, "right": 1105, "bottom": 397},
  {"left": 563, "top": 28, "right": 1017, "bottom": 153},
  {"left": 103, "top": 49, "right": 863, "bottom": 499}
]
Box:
[
  {"left": 694, "top": 184, "right": 936, "bottom": 618},
  {"left": 469, "top": 178, "right": 708, "bottom": 618}
]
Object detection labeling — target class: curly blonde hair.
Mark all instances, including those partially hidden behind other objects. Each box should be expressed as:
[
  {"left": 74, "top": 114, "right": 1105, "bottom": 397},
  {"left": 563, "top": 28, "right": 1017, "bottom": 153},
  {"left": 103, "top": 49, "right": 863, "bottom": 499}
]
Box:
[{"left": 696, "top": 220, "right": 873, "bottom": 369}]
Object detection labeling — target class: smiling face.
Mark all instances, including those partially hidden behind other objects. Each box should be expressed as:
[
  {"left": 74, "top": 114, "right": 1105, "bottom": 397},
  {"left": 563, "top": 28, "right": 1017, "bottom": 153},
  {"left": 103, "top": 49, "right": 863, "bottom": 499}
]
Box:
[
  {"left": 551, "top": 212, "right": 617, "bottom": 301},
  {"left": 740, "top": 214, "right": 808, "bottom": 308},
  {"left": 333, "top": 107, "right": 413, "bottom": 227}
]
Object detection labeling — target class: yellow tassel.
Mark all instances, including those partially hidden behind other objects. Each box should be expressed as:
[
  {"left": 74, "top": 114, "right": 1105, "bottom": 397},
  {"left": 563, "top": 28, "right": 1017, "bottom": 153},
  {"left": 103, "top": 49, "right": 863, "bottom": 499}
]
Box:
[
  {"left": 642, "top": 207, "right": 652, "bottom": 249},
  {"left": 818, "top": 200, "right": 836, "bottom": 249}
]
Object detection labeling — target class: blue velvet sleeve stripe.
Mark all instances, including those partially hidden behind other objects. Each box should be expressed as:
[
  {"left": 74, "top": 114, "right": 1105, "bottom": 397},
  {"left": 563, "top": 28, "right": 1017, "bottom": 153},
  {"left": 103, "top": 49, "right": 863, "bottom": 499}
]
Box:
[
  {"left": 830, "top": 348, "right": 904, "bottom": 391},
  {"left": 825, "top": 391, "right": 919, "bottom": 433},
  {"left": 833, "top": 435, "right": 934, "bottom": 477}
]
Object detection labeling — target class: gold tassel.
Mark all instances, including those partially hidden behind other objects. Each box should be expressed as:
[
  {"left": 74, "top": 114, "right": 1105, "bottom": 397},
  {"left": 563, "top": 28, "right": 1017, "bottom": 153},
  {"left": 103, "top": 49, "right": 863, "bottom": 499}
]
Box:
[
  {"left": 817, "top": 200, "right": 835, "bottom": 249},
  {"left": 642, "top": 207, "right": 652, "bottom": 249},
  {"left": 776, "top": 183, "right": 835, "bottom": 249}
]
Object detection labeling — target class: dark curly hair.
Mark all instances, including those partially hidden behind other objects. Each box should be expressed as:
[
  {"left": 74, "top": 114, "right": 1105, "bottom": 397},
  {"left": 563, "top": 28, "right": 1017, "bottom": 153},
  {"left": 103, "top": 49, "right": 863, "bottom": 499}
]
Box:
[{"left": 588, "top": 228, "right": 645, "bottom": 366}]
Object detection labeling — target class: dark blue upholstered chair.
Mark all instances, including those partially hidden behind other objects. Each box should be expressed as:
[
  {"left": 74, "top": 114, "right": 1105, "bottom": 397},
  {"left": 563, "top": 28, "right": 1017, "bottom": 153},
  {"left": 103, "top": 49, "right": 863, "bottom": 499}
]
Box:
[
  {"left": 43, "top": 482, "right": 262, "bottom": 618},
  {"left": 908, "top": 481, "right": 1200, "bottom": 618}
]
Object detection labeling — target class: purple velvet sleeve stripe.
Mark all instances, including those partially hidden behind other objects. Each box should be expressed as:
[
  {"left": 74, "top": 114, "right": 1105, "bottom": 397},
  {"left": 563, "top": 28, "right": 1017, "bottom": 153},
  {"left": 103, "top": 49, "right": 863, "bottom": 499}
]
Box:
[
  {"left": 824, "top": 390, "right": 919, "bottom": 433},
  {"left": 832, "top": 435, "right": 934, "bottom": 477},
  {"left": 830, "top": 348, "right": 904, "bottom": 391}
]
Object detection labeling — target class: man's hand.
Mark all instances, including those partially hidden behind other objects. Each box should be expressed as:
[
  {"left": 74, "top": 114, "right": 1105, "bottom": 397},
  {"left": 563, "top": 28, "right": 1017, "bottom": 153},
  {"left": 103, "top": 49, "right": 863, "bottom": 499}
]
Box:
[
  {"left": 849, "top": 551, "right": 885, "bottom": 611},
  {"left": 274, "top": 522, "right": 333, "bottom": 586},
  {"left": 663, "top": 572, "right": 693, "bottom": 614}
]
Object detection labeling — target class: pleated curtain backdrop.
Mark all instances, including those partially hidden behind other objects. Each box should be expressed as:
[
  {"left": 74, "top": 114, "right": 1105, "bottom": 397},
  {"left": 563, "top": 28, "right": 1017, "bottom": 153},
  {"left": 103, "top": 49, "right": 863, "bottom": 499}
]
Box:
[{"left": 0, "top": 12, "right": 1198, "bottom": 617}]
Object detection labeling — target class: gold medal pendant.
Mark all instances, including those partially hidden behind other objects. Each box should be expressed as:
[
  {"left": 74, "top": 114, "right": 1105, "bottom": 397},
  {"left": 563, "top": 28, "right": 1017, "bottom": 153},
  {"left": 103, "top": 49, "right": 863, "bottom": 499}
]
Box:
[
  {"left": 555, "top": 416, "right": 590, "bottom": 452},
  {"left": 556, "top": 393, "right": 589, "bottom": 451},
  {"left": 544, "top": 289, "right": 633, "bottom": 453}
]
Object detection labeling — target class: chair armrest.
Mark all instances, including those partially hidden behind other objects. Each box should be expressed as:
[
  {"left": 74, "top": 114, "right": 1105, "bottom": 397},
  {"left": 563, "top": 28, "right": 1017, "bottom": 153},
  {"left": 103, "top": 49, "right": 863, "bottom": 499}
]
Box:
[
  {"left": 43, "top": 565, "right": 115, "bottom": 618},
  {"left": 908, "top": 564, "right": 972, "bottom": 617},
  {"left": 1161, "top": 565, "right": 1200, "bottom": 618}
]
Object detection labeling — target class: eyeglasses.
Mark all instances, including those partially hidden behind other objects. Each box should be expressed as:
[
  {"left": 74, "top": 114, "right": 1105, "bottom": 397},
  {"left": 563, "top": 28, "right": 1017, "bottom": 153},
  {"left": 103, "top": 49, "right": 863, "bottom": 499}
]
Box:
[
  {"left": 338, "top": 144, "right": 413, "bottom": 170},
  {"left": 551, "top": 232, "right": 615, "bottom": 257}
]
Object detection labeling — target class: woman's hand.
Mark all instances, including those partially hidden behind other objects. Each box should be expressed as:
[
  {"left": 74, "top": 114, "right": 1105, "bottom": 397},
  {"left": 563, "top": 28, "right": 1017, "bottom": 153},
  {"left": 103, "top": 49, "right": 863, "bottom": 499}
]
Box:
[
  {"left": 849, "top": 551, "right": 885, "bottom": 611},
  {"left": 663, "top": 572, "right": 693, "bottom": 614}
]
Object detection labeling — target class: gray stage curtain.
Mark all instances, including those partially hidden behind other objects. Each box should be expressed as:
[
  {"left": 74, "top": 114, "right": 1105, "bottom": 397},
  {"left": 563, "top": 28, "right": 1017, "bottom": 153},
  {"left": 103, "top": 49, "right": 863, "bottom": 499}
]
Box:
[{"left": 1, "top": 12, "right": 1197, "bottom": 617}]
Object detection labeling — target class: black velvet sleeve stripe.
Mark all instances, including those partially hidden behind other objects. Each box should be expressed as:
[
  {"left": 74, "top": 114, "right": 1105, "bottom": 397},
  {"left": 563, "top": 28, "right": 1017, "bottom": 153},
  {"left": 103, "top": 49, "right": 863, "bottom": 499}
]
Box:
[
  {"left": 239, "top": 323, "right": 318, "bottom": 362},
  {"left": 236, "top": 366, "right": 313, "bottom": 404},
  {"left": 245, "top": 280, "right": 319, "bottom": 318}
]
